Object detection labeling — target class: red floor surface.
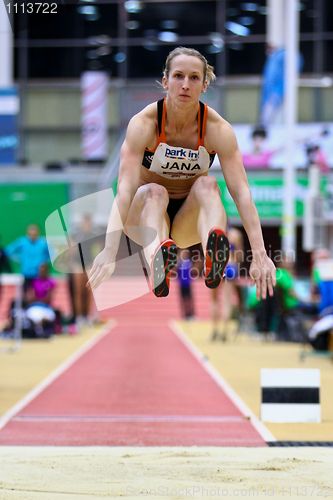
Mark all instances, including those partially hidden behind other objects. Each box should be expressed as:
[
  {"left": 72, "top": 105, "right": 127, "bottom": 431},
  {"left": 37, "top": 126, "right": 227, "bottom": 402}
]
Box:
[{"left": 0, "top": 279, "right": 266, "bottom": 446}]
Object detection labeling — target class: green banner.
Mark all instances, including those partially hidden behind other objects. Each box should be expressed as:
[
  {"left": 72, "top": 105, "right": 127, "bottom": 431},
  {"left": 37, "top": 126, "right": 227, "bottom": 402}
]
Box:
[
  {"left": 0, "top": 183, "right": 69, "bottom": 274},
  {"left": 217, "top": 172, "right": 327, "bottom": 220}
]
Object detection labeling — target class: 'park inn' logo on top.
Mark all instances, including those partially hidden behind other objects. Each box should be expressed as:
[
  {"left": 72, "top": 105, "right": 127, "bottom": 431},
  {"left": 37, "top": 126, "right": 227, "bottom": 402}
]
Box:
[
  {"left": 165, "top": 147, "right": 198, "bottom": 160},
  {"left": 163, "top": 147, "right": 201, "bottom": 173}
]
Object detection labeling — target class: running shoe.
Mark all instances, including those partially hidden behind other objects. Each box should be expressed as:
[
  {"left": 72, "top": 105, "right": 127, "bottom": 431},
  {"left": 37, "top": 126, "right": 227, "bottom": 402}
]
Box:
[
  {"left": 204, "top": 228, "right": 230, "bottom": 289},
  {"left": 151, "top": 239, "right": 178, "bottom": 297}
]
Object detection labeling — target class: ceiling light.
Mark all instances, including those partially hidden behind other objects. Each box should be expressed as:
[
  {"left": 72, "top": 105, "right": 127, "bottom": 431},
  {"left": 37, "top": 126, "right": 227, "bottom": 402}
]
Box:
[
  {"left": 241, "top": 3, "right": 258, "bottom": 12},
  {"left": 77, "top": 5, "right": 99, "bottom": 20},
  {"left": 124, "top": 1, "right": 142, "bottom": 14},
  {"left": 78, "top": 5, "right": 95, "bottom": 15},
  {"left": 96, "top": 46, "right": 111, "bottom": 56},
  {"left": 209, "top": 32, "right": 224, "bottom": 50},
  {"left": 114, "top": 52, "right": 127, "bottom": 63},
  {"left": 225, "top": 21, "right": 250, "bottom": 36},
  {"left": 207, "top": 45, "right": 222, "bottom": 54},
  {"left": 158, "top": 31, "right": 178, "bottom": 43}
]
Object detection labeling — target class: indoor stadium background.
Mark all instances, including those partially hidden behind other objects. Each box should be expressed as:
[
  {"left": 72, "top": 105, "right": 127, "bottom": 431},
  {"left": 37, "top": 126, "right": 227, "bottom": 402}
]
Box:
[
  {"left": 1, "top": 1, "right": 333, "bottom": 497},
  {"left": 1, "top": 0, "right": 333, "bottom": 266}
]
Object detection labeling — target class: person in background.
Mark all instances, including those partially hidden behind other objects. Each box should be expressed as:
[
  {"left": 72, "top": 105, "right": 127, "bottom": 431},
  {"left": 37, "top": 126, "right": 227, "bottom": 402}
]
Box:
[
  {"left": 29, "top": 262, "right": 56, "bottom": 305},
  {"left": 71, "top": 214, "right": 102, "bottom": 326},
  {"left": 177, "top": 248, "right": 195, "bottom": 320},
  {"left": 3, "top": 263, "right": 60, "bottom": 338},
  {"left": 273, "top": 253, "right": 317, "bottom": 339},
  {"left": 211, "top": 227, "right": 244, "bottom": 341},
  {"left": 275, "top": 254, "right": 299, "bottom": 312},
  {"left": 249, "top": 254, "right": 306, "bottom": 338},
  {"left": 242, "top": 126, "right": 276, "bottom": 170},
  {"left": 305, "top": 143, "right": 330, "bottom": 173},
  {"left": 275, "top": 254, "right": 317, "bottom": 316},
  {"left": 27, "top": 262, "right": 62, "bottom": 334},
  {"left": 311, "top": 248, "right": 333, "bottom": 314},
  {"left": 5, "top": 224, "right": 50, "bottom": 292}
]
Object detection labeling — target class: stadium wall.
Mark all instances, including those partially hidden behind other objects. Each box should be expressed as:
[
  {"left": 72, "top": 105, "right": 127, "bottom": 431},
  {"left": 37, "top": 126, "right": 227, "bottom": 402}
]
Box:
[{"left": 19, "top": 82, "right": 333, "bottom": 164}]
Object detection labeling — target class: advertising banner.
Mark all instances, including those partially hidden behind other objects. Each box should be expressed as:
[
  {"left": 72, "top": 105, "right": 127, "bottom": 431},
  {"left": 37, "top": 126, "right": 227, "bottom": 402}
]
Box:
[
  {"left": 81, "top": 71, "right": 108, "bottom": 161},
  {"left": 217, "top": 172, "right": 327, "bottom": 221},
  {"left": 231, "top": 123, "right": 333, "bottom": 171},
  {"left": 0, "top": 88, "right": 19, "bottom": 165}
]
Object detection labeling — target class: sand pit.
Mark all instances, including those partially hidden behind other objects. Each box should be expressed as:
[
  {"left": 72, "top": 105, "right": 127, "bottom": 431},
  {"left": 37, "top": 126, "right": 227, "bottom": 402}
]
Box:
[{"left": 0, "top": 446, "right": 332, "bottom": 499}]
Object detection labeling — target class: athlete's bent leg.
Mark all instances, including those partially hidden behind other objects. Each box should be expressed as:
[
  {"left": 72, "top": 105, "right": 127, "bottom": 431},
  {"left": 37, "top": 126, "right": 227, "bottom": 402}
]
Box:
[
  {"left": 125, "top": 183, "right": 177, "bottom": 296},
  {"left": 191, "top": 177, "right": 230, "bottom": 287},
  {"left": 190, "top": 176, "right": 227, "bottom": 248},
  {"left": 125, "top": 184, "right": 169, "bottom": 259},
  {"left": 171, "top": 176, "right": 230, "bottom": 288}
]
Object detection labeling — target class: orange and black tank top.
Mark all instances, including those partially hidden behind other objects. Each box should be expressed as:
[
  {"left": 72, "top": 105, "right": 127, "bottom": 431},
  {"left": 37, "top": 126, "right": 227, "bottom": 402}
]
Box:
[{"left": 142, "top": 98, "right": 216, "bottom": 180}]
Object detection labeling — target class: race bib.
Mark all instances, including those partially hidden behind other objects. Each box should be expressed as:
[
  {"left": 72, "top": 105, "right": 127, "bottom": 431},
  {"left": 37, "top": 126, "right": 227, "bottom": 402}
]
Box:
[{"left": 149, "top": 143, "right": 211, "bottom": 179}]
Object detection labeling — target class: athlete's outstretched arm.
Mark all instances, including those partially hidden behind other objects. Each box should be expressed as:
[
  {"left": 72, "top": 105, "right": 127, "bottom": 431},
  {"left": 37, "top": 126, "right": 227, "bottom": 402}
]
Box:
[
  {"left": 209, "top": 115, "right": 276, "bottom": 299},
  {"left": 88, "top": 114, "right": 152, "bottom": 289}
]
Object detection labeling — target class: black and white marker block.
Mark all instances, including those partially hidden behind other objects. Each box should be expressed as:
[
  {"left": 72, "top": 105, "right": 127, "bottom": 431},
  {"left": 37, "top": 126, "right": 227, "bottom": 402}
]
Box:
[{"left": 260, "top": 369, "right": 321, "bottom": 423}]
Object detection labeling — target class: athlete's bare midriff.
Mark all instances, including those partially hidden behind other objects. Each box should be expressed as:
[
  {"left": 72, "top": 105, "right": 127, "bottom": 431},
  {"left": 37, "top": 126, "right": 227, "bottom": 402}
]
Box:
[{"left": 139, "top": 166, "right": 207, "bottom": 199}]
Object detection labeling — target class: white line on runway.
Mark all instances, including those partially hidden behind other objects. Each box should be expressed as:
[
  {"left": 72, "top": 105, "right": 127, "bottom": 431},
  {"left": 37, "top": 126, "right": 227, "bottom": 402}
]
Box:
[
  {"left": 169, "top": 320, "right": 276, "bottom": 442},
  {"left": 12, "top": 415, "right": 247, "bottom": 423}
]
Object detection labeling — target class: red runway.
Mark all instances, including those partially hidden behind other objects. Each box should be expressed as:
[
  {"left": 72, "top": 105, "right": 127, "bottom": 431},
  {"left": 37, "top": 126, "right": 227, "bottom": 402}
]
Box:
[{"left": 0, "top": 280, "right": 266, "bottom": 446}]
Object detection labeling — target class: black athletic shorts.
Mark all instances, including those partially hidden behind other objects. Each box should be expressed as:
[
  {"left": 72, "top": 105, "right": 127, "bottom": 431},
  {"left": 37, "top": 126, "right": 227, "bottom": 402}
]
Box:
[{"left": 167, "top": 197, "right": 186, "bottom": 227}]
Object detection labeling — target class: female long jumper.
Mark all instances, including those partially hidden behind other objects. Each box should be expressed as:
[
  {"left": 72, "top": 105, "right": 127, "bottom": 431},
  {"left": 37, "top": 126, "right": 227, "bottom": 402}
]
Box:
[{"left": 88, "top": 47, "right": 276, "bottom": 300}]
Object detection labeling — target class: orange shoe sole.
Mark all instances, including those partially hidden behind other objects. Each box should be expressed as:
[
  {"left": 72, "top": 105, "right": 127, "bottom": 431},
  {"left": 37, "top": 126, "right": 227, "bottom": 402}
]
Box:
[
  {"left": 204, "top": 228, "right": 230, "bottom": 289},
  {"left": 151, "top": 239, "right": 178, "bottom": 297}
]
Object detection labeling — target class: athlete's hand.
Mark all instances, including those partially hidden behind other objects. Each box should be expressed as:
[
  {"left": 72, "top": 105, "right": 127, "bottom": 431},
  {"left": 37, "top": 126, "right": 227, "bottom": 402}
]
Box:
[
  {"left": 87, "top": 248, "right": 116, "bottom": 290},
  {"left": 249, "top": 252, "right": 276, "bottom": 300}
]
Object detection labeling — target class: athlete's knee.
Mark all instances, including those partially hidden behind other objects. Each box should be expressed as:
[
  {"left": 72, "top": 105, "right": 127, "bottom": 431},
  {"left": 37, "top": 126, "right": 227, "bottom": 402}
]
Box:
[
  {"left": 192, "top": 176, "right": 219, "bottom": 195},
  {"left": 145, "top": 183, "right": 168, "bottom": 201},
  {"left": 136, "top": 183, "right": 168, "bottom": 204}
]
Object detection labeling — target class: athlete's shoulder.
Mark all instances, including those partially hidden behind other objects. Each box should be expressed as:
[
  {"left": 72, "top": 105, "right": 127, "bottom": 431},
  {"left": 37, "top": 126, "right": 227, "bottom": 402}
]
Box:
[
  {"left": 205, "top": 106, "right": 237, "bottom": 150},
  {"left": 129, "top": 102, "right": 156, "bottom": 127},
  {"left": 128, "top": 101, "right": 155, "bottom": 129},
  {"left": 129, "top": 102, "right": 158, "bottom": 135},
  {"left": 125, "top": 102, "right": 158, "bottom": 151},
  {"left": 206, "top": 106, "right": 233, "bottom": 131}
]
